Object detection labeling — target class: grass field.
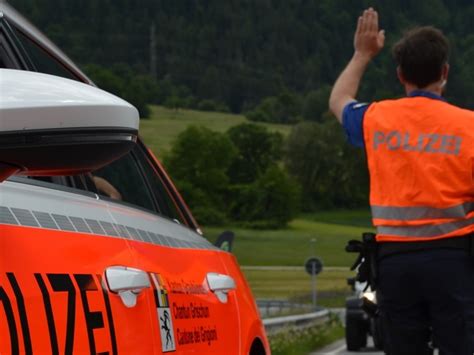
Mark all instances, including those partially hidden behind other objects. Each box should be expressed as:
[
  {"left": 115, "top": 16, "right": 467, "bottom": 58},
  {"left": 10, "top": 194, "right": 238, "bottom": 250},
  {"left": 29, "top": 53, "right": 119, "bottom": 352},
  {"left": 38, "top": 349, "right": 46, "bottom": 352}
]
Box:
[
  {"left": 139, "top": 105, "right": 292, "bottom": 157},
  {"left": 204, "top": 210, "right": 373, "bottom": 267},
  {"left": 243, "top": 268, "right": 353, "bottom": 308}
]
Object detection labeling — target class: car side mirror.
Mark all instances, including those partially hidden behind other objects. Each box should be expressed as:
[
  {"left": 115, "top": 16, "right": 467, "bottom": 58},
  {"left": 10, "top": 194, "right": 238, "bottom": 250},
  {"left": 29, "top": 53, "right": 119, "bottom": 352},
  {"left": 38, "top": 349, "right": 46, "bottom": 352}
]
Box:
[{"left": 0, "top": 69, "right": 139, "bottom": 181}]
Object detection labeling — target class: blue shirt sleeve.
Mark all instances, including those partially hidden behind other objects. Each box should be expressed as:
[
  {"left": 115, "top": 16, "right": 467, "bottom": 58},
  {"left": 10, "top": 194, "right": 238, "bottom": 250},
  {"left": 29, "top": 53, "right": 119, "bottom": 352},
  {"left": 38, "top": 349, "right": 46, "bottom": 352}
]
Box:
[{"left": 342, "top": 101, "right": 370, "bottom": 148}]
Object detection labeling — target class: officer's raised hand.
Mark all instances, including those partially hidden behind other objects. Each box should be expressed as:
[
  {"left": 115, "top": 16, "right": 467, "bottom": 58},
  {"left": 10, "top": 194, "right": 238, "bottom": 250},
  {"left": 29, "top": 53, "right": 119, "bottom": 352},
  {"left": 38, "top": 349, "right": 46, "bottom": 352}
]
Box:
[
  {"left": 329, "top": 8, "right": 385, "bottom": 122},
  {"left": 354, "top": 8, "right": 385, "bottom": 60}
]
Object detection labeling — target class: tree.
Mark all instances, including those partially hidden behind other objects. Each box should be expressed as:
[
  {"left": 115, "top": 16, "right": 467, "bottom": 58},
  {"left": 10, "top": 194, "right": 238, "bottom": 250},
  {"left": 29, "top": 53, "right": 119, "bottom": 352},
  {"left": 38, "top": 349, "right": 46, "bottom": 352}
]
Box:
[
  {"left": 84, "top": 64, "right": 154, "bottom": 118},
  {"left": 165, "top": 124, "right": 299, "bottom": 227},
  {"left": 228, "top": 165, "right": 300, "bottom": 228},
  {"left": 164, "top": 126, "right": 237, "bottom": 225},
  {"left": 302, "top": 86, "right": 331, "bottom": 121},
  {"left": 285, "top": 120, "right": 369, "bottom": 210},
  {"left": 226, "top": 123, "right": 283, "bottom": 184},
  {"left": 246, "top": 90, "right": 302, "bottom": 124}
]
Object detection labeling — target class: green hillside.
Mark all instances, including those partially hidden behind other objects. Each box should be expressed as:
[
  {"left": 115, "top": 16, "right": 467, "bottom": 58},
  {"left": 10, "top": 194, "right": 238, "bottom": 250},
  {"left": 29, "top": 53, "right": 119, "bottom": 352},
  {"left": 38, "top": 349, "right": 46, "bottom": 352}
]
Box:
[{"left": 139, "top": 105, "right": 292, "bottom": 157}]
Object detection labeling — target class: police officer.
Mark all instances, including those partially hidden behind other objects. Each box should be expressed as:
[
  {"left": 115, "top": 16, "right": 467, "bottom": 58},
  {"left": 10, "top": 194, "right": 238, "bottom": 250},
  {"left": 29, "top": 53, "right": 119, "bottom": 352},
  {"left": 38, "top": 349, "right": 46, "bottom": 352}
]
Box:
[{"left": 329, "top": 8, "right": 474, "bottom": 355}]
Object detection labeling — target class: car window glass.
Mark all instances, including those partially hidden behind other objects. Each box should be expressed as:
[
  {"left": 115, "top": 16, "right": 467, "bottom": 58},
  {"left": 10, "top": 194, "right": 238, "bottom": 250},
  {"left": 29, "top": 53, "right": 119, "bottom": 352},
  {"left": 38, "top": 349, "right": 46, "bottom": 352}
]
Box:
[
  {"left": 0, "top": 42, "right": 15, "bottom": 68},
  {"left": 30, "top": 146, "right": 187, "bottom": 223},
  {"left": 12, "top": 27, "right": 79, "bottom": 81},
  {"left": 0, "top": 20, "right": 24, "bottom": 69},
  {"left": 92, "top": 153, "right": 156, "bottom": 212},
  {"left": 134, "top": 147, "right": 186, "bottom": 224}
]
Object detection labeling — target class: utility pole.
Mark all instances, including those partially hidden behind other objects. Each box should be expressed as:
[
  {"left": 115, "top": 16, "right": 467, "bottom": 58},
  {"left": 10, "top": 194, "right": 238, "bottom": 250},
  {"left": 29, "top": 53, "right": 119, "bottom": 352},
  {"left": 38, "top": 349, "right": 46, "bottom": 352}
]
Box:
[{"left": 150, "top": 22, "right": 157, "bottom": 80}]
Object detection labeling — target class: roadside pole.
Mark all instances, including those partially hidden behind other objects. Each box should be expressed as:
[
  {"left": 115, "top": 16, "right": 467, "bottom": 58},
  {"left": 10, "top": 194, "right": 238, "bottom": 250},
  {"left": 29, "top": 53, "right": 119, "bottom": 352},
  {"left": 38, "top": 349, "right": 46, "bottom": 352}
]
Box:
[
  {"left": 305, "top": 238, "right": 323, "bottom": 310},
  {"left": 312, "top": 258, "right": 317, "bottom": 307},
  {"left": 311, "top": 238, "right": 317, "bottom": 308}
]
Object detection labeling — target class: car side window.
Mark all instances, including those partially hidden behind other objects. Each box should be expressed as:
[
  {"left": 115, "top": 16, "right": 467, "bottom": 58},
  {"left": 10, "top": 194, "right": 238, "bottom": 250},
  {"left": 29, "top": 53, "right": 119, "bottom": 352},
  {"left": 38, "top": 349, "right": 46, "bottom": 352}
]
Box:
[
  {"left": 92, "top": 151, "right": 156, "bottom": 212},
  {"left": 0, "top": 17, "right": 27, "bottom": 69},
  {"left": 134, "top": 147, "right": 186, "bottom": 225},
  {"left": 90, "top": 146, "right": 187, "bottom": 225}
]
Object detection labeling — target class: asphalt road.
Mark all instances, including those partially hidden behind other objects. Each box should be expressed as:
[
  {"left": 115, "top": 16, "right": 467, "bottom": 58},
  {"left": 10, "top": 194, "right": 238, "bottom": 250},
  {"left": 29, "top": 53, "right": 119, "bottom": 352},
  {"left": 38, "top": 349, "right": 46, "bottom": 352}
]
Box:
[
  {"left": 310, "top": 339, "right": 440, "bottom": 355},
  {"left": 309, "top": 338, "right": 382, "bottom": 355}
]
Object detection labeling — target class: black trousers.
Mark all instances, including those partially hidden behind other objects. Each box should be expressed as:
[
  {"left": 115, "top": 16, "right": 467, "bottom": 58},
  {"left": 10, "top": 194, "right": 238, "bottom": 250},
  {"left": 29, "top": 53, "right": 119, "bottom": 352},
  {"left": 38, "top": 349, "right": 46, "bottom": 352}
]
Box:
[{"left": 378, "top": 249, "right": 474, "bottom": 355}]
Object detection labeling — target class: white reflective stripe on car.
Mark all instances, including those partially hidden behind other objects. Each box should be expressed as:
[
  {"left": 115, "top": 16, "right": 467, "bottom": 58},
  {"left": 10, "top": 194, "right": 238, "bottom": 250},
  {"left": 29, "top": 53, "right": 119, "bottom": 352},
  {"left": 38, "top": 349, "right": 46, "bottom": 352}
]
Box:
[{"left": 0, "top": 180, "right": 216, "bottom": 250}]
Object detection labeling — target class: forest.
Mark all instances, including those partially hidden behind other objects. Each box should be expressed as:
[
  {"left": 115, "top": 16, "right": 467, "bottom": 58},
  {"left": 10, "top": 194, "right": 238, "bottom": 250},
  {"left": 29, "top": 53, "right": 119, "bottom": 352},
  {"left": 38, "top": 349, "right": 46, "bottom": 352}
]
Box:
[
  {"left": 8, "top": 0, "right": 474, "bottom": 226},
  {"left": 10, "top": 0, "right": 474, "bottom": 115}
]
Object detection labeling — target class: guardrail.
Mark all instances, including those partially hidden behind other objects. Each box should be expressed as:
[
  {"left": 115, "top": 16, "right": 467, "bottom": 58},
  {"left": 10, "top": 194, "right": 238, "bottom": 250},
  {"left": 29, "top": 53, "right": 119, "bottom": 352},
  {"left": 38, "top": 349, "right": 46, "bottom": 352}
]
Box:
[
  {"left": 257, "top": 299, "right": 314, "bottom": 318},
  {"left": 263, "top": 309, "right": 330, "bottom": 334}
]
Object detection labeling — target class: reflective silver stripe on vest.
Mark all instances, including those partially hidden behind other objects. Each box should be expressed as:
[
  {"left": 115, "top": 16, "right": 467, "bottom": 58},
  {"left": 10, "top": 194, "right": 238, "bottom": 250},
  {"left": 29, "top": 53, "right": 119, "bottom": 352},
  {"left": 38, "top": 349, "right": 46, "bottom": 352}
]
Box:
[
  {"left": 371, "top": 201, "right": 474, "bottom": 221},
  {"left": 377, "top": 216, "right": 474, "bottom": 238}
]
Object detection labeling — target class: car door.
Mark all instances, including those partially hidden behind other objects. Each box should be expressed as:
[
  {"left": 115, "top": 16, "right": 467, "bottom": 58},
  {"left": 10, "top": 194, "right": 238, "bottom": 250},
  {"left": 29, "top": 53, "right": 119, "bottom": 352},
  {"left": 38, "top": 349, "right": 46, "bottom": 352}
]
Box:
[
  {"left": 0, "top": 178, "right": 159, "bottom": 354},
  {"left": 92, "top": 145, "right": 242, "bottom": 354}
]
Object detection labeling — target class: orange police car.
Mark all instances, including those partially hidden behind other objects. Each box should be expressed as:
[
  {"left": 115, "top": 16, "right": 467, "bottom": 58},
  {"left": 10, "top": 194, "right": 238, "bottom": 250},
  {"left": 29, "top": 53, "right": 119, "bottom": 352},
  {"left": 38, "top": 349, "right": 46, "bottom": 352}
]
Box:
[{"left": 0, "top": 2, "right": 270, "bottom": 354}]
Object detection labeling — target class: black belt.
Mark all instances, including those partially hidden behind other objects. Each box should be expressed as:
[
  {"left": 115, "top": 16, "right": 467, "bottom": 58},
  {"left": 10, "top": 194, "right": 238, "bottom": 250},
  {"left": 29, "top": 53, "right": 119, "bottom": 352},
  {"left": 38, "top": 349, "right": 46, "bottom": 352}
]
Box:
[{"left": 377, "top": 233, "right": 474, "bottom": 259}]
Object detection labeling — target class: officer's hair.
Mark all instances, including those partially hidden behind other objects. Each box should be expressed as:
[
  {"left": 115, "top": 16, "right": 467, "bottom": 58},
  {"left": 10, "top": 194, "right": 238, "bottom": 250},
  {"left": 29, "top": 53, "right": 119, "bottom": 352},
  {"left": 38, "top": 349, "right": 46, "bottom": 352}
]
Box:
[{"left": 392, "top": 26, "right": 449, "bottom": 88}]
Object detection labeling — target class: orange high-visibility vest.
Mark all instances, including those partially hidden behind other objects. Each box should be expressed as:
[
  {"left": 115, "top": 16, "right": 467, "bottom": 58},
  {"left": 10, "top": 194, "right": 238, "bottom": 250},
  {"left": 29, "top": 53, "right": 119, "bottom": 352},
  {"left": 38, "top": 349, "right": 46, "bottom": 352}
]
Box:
[{"left": 363, "top": 96, "right": 474, "bottom": 242}]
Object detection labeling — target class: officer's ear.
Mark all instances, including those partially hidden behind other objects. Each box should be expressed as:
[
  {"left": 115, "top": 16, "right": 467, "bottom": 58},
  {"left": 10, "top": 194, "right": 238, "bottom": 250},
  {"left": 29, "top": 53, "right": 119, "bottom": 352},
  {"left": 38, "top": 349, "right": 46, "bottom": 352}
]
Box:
[
  {"left": 438, "top": 63, "right": 449, "bottom": 91},
  {"left": 441, "top": 63, "right": 450, "bottom": 82},
  {"left": 396, "top": 66, "right": 407, "bottom": 85}
]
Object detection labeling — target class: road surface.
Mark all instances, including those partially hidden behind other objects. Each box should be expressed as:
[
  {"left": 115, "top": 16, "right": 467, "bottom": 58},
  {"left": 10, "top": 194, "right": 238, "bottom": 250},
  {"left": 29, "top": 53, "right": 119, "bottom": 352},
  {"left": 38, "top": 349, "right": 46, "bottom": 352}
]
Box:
[
  {"left": 310, "top": 339, "right": 440, "bottom": 355},
  {"left": 310, "top": 338, "right": 382, "bottom": 355}
]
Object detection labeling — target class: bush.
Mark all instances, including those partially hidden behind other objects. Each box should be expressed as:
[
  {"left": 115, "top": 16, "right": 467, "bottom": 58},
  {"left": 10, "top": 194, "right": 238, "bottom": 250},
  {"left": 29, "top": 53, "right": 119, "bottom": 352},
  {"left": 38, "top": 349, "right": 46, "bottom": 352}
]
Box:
[
  {"left": 245, "top": 90, "right": 302, "bottom": 124},
  {"left": 246, "top": 109, "right": 271, "bottom": 122},
  {"left": 163, "top": 96, "right": 184, "bottom": 110},
  {"left": 197, "top": 99, "right": 230, "bottom": 112},
  {"left": 229, "top": 166, "right": 300, "bottom": 228}
]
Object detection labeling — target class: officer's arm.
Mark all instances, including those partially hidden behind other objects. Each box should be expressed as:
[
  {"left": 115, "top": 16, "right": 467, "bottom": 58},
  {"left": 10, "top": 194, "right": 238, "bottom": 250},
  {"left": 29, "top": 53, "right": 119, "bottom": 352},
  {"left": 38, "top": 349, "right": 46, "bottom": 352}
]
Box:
[{"left": 329, "top": 8, "right": 385, "bottom": 123}]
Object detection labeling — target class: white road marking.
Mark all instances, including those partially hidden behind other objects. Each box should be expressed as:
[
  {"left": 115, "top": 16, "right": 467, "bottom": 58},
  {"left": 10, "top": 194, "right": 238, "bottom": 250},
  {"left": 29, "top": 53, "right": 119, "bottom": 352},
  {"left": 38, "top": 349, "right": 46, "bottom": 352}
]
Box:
[
  {"left": 324, "top": 342, "right": 347, "bottom": 354},
  {"left": 310, "top": 337, "right": 383, "bottom": 355}
]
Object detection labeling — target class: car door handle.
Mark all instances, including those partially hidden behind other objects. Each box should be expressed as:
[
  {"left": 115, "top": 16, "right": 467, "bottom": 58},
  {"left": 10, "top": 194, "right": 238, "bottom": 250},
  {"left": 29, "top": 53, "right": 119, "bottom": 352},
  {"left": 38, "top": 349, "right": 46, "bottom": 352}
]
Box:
[
  {"left": 206, "top": 272, "right": 236, "bottom": 303},
  {"left": 105, "top": 266, "right": 151, "bottom": 308}
]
